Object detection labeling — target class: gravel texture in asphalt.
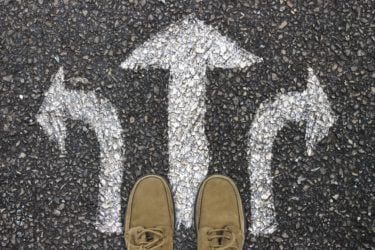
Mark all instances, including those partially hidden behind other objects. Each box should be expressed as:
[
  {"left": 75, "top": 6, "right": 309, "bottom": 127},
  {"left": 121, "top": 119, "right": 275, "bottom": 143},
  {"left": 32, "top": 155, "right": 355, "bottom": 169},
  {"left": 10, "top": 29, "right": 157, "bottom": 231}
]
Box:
[{"left": 0, "top": 0, "right": 374, "bottom": 249}]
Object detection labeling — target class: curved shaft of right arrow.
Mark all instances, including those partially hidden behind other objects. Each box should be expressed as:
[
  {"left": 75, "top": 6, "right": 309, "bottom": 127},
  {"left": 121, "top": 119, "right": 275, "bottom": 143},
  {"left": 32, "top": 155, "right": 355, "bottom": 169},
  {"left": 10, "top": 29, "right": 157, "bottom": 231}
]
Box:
[{"left": 247, "top": 100, "right": 298, "bottom": 235}]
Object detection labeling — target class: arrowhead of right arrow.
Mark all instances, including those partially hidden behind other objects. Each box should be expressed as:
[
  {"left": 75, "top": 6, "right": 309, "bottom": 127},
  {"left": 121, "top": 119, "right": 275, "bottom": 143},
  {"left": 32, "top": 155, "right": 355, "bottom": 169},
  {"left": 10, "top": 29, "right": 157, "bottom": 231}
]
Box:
[{"left": 305, "top": 67, "right": 336, "bottom": 156}]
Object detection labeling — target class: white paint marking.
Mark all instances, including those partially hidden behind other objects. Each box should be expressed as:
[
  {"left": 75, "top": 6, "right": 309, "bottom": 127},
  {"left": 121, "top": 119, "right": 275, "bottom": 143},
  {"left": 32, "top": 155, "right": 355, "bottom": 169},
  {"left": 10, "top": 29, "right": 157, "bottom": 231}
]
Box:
[
  {"left": 248, "top": 67, "right": 336, "bottom": 235},
  {"left": 36, "top": 68, "right": 124, "bottom": 233},
  {"left": 121, "top": 15, "right": 262, "bottom": 228}
]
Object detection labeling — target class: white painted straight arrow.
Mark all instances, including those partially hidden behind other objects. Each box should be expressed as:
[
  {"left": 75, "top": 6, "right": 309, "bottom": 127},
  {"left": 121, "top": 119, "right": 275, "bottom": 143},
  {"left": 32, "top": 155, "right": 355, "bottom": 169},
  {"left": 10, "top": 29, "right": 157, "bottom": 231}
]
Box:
[
  {"left": 248, "top": 68, "right": 336, "bottom": 235},
  {"left": 121, "top": 14, "right": 262, "bottom": 228},
  {"left": 36, "top": 68, "right": 124, "bottom": 233}
]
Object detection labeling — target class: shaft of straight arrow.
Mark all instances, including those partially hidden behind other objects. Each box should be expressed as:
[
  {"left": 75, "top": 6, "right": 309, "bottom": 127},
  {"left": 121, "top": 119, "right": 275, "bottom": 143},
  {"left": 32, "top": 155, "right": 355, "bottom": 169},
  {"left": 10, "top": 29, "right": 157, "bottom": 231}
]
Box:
[{"left": 167, "top": 67, "right": 210, "bottom": 228}]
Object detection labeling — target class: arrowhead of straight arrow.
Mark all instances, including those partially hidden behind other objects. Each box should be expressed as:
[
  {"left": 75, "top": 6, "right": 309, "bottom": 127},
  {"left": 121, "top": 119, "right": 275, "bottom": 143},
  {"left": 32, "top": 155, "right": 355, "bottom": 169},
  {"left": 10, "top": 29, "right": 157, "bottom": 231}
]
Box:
[{"left": 121, "top": 14, "right": 262, "bottom": 70}]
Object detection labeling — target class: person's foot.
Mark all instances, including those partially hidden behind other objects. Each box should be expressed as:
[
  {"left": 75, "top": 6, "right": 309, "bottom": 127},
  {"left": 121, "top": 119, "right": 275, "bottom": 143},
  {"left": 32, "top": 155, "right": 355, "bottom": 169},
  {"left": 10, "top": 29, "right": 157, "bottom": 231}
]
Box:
[
  {"left": 124, "top": 175, "right": 174, "bottom": 250},
  {"left": 196, "top": 175, "right": 245, "bottom": 250}
]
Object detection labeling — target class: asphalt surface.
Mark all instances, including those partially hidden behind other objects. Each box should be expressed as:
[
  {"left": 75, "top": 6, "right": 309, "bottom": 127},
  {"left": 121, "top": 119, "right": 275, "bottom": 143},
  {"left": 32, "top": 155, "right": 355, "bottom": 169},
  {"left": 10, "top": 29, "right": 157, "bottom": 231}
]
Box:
[{"left": 1, "top": 0, "right": 374, "bottom": 249}]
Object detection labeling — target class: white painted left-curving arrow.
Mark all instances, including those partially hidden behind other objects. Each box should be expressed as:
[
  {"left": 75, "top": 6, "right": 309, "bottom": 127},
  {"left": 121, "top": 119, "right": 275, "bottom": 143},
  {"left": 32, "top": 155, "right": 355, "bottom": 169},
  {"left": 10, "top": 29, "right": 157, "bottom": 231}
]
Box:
[
  {"left": 248, "top": 67, "right": 336, "bottom": 235},
  {"left": 36, "top": 67, "right": 124, "bottom": 233}
]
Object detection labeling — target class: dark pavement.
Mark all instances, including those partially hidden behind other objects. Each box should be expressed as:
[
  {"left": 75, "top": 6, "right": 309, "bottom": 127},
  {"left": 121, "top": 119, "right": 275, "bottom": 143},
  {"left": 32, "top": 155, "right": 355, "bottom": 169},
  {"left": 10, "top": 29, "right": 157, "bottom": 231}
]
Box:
[{"left": 0, "top": 0, "right": 374, "bottom": 249}]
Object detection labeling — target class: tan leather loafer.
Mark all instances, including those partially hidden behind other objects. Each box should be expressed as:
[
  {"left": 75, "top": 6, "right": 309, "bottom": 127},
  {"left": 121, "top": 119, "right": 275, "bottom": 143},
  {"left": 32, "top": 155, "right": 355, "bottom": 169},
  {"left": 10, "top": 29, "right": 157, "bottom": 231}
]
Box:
[
  {"left": 125, "top": 175, "right": 174, "bottom": 250},
  {"left": 196, "top": 175, "right": 245, "bottom": 250}
]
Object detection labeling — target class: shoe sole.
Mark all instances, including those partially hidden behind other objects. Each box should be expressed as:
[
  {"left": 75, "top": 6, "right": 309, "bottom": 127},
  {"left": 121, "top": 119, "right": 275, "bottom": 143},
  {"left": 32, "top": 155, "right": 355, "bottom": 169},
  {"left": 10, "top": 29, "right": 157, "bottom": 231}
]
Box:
[
  {"left": 124, "top": 174, "right": 175, "bottom": 248},
  {"left": 195, "top": 174, "right": 245, "bottom": 236}
]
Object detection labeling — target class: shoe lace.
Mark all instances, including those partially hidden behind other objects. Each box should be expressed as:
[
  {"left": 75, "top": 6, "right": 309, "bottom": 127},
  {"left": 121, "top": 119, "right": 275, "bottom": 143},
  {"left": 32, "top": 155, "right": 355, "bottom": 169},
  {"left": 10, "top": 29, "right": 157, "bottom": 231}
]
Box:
[
  {"left": 207, "top": 228, "right": 237, "bottom": 250},
  {"left": 131, "top": 227, "right": 165, "bottom": 250}
]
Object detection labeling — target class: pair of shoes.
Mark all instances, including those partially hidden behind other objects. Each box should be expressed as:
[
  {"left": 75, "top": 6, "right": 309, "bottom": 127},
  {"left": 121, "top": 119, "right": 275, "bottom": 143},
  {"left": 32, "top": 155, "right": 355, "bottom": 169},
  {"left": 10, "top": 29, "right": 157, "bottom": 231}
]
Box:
[{"left": 124, "top": 175, "right": 245, "bottom": 250}]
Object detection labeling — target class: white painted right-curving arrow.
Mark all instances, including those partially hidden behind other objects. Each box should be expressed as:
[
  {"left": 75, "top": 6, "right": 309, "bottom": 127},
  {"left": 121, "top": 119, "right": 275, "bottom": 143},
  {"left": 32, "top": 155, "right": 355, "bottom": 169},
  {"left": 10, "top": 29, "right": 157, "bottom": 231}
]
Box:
[{"left": 248, "top": 67, "right": 336, "bottom": 235}]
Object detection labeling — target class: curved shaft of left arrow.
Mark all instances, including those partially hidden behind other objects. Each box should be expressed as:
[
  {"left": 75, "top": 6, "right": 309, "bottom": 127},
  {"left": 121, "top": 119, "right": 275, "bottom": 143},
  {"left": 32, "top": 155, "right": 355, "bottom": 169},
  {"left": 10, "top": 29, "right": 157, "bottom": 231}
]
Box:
[{"left": 67, "top": 91, "right": 124, "bottom": 233}]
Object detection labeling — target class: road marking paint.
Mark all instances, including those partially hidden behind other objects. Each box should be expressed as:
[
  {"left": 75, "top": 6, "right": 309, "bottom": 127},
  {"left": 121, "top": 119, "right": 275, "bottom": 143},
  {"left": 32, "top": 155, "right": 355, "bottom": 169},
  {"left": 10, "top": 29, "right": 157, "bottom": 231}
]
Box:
[
  {"left": 37, "top": 67, "right": 124, "bottom": 233},
  {"left": 121, "top": 14, "right": 262, "bottom": 228},
  {"left": 248, "top": 67, "right": 336, "bottom": 235}
]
